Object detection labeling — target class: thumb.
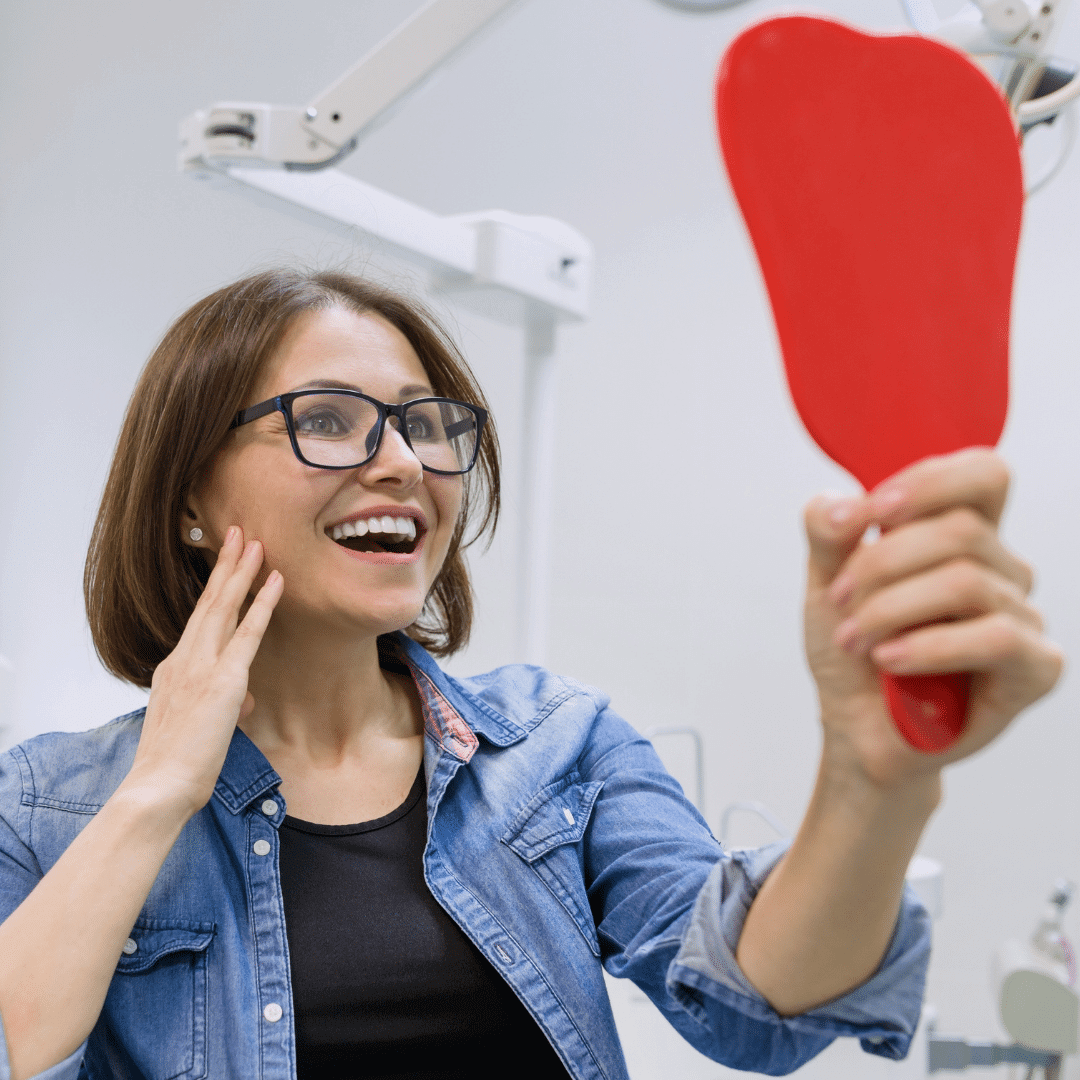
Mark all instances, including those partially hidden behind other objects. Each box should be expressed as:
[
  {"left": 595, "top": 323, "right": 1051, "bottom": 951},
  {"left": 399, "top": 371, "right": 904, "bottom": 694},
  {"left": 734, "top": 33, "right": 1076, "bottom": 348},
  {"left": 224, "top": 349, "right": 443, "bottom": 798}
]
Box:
[{"left": 804, "top": 492, "right": 874, "bottom": 590}]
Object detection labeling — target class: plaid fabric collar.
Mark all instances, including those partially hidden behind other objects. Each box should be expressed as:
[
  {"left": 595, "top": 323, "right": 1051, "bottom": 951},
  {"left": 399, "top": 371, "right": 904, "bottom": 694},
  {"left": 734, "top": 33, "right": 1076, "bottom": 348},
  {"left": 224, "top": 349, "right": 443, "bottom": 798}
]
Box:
[{"left": 380, "top": 637, "right": 479, "bottom": 763}]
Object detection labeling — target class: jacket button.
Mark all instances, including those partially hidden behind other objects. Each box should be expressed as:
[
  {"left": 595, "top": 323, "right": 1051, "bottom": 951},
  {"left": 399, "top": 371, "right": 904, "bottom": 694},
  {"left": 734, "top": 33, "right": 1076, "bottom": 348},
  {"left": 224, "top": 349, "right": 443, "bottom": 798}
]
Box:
[
  {"left": 263, "top": 1003, "right": 283, "bottom": 1023},
  {"left": 253, "top": 839, "right": 271, "bottom": 856},
  {"left": 122, "top": 938, "right": 138, "bottom": 955},
  {"left": 261, "top": 799, "right": 279, "bottom": 816}
]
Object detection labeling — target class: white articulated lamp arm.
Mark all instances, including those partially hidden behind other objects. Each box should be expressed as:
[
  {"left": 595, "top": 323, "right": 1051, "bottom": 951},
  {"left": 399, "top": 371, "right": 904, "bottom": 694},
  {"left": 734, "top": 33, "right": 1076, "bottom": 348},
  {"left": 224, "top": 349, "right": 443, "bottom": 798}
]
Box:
[
  {"left": 180, "top": 0, "right": 519, "bottom": 172},
  {"left": 302, "top": 0, "right": 517, "bottom": 152},
  {"left": 177, "top": 0, "right": 591, "bottom": 323},
  {"left": 218, "top": 166, "right": 592, "bottom": 322}
]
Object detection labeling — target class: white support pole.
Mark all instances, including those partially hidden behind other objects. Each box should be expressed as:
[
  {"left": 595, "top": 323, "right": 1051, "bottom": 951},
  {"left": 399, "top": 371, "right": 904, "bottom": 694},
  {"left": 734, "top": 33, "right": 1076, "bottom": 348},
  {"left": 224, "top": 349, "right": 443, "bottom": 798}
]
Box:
[{"left": 517, "top": 313, "right": 559, "bottom": 666}]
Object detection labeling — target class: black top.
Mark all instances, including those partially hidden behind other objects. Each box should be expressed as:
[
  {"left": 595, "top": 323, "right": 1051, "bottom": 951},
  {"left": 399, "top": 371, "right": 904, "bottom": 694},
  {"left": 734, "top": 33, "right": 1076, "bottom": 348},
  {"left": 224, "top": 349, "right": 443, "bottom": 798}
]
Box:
[{"left": 279, "top": 765, "right": 573, "bottom": 1080}]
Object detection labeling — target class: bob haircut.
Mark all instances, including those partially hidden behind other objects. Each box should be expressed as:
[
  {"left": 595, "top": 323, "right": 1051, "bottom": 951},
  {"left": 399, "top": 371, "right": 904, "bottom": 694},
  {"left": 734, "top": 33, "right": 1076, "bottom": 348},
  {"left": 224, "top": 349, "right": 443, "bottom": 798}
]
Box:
[{"left": 86, "top": 268, "right": 501, "bottom": 688}]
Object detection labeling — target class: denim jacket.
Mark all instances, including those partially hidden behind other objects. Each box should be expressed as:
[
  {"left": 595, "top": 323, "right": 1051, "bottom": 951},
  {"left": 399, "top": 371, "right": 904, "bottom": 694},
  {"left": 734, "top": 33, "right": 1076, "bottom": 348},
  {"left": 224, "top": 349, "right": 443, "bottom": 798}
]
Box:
[{"left": 0, "top": 633, "right": 930, "bottom": 1080}]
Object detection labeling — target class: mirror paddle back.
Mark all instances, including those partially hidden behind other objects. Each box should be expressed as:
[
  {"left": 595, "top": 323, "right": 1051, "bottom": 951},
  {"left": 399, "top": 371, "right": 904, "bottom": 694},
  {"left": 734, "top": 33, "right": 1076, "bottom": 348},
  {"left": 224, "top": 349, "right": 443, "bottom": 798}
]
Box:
[{"left": 716, "top": 16, "right": 1022, "bottom": 752}]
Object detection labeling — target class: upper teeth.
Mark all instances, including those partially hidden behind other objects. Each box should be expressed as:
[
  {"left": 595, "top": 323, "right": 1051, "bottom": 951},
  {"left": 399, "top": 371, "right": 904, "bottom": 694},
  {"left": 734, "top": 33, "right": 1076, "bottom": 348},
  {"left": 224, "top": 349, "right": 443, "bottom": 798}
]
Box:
[{"left": 330, "top": 515, "right": 417, "bottom": 541}]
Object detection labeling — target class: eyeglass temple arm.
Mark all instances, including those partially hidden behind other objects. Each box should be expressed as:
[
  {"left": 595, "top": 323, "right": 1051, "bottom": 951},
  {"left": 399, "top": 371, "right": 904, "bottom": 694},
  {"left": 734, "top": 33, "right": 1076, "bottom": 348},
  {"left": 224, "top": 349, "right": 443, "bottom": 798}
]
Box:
[
  {"left": 232, "top": 397, "right": 283, "bottom": 428},
  {"left": 443, "top": 417, "right": 478, "bottom": 439}
]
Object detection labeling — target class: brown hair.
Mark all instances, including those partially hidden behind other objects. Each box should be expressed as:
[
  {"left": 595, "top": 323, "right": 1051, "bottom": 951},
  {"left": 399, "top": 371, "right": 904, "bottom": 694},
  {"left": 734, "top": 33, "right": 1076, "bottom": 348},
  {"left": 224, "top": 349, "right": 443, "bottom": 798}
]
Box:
[{"left": 85, "top": 268, "right": 500, "bottom": 687}]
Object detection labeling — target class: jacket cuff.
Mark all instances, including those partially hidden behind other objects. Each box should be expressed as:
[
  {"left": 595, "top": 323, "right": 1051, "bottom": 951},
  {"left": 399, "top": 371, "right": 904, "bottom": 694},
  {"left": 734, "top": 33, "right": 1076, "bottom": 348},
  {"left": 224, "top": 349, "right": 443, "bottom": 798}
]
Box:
[{"left": 666, "top": 840, "right": 931, "bottom": 1061}]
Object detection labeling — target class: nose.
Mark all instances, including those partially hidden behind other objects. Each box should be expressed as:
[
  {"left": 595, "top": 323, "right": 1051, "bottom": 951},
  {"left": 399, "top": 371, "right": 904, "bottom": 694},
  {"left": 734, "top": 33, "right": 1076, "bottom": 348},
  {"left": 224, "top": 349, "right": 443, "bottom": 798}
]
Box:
[{"left": 361, "top": 418, "right": 424, "bottom": 488}]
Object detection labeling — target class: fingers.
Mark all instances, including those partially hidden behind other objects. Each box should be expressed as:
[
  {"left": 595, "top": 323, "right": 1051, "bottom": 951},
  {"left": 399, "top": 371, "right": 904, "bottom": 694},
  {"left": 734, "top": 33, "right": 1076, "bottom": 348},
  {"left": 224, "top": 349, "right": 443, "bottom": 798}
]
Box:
[
  {"left": 803, "top": 449, "right": 1062, "bottom": 778},
  {"left": 827, "top": 508, "right": 1034, "bottom": 612},
  {"left": 869, "top": 613, "right": 1063, "bottom": 694},
  {"left": 224, "top": 570, "right": 284, "bottom": 671},
  {"left": 834, "top": 559, "right": 1040, "bottom": 659},
  {"left": 805, "top": 449, "right": 1015, "bottom": 596},
  {"left": 804, "top": 492, "right": 876, "bottom": 588},
  {"left": 183, "top": 528, "right": 267, "bottom": 649},
  {"left": 868, "top": 447, "right": 1010, "bottom": 530}
]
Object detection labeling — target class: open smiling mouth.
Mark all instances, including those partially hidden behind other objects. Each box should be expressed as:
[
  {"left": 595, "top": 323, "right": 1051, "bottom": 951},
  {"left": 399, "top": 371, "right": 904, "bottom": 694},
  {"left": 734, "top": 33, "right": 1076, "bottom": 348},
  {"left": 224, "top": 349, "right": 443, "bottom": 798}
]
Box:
[{"left": 328, "top": 515, "right": 422, "bottom": 556}]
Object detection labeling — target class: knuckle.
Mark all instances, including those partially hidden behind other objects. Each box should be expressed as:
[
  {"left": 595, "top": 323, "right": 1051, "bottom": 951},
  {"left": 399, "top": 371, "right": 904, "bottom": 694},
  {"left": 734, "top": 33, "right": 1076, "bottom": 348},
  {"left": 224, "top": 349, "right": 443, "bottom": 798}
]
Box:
[
  {"left": 943, "top": 507, "right": 986, "bottom": 549},
  {"left": 151, "top": 654, "right": 178, "bottom": 683},
  {"left": 944, "top": 558, "right": 987, "bottom": 602},
  {"left": 1046, "top": 642, "right": 1066, "bottom": 683},
  {"left": 845, "top": 546, "right": 876, "bottom": 587},
  {"left": 985, "top": 612, "right": 1023, "bottom": 657},
  {"left": 982, "top": 452, "right": 1011, "bottom": 492},
  {"left": 1016, "top": 557, "right": 1035, "bottom": 595}
]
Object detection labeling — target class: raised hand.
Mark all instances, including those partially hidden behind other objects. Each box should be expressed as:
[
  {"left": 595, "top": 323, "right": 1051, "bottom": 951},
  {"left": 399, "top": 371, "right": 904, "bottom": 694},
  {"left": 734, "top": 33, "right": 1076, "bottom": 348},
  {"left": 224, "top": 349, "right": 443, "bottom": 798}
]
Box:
[
  {"left": 124, "top": 526, "right": 284, "bottom": 814},
  {"left": 803, "top": 448, "right": 1062, "bottom": 783}
]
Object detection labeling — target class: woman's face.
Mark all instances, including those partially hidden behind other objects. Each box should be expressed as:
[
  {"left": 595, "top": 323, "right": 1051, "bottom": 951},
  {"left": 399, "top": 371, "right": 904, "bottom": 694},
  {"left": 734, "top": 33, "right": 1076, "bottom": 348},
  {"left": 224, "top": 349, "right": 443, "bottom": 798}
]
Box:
[{"left": 189, "top": 305, "right": 464, "bottom": 639}]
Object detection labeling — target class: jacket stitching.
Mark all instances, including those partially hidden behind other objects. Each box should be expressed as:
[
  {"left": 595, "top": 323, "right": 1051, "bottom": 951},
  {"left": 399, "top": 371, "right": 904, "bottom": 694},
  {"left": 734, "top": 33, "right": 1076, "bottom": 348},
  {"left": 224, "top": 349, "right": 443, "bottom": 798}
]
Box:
[{"left": 25, "top": 796, "right": 102, "bottom": 814}]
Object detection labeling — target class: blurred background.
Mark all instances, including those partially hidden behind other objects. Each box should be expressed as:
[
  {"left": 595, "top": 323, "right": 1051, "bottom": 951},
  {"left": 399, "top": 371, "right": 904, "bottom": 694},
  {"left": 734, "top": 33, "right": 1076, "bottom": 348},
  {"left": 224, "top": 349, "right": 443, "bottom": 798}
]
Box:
[{"left": 2, "top": 0, "right": 1079, "bottom": 1075}]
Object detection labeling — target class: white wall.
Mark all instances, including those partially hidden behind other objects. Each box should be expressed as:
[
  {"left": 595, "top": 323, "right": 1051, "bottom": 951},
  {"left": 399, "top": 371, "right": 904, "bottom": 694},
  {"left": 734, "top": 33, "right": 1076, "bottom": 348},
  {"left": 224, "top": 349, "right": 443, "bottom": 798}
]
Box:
[{"left": 2, "top": 0, "right": 1080, "bottom": 1076}]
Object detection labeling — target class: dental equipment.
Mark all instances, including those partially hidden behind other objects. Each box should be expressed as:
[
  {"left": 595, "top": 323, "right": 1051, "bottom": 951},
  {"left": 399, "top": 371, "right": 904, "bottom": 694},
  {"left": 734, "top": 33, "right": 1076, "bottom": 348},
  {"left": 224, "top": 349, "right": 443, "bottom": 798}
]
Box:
[
  {"left": 917, "top": 882, "right": 1079, "bottom": 1077},
  {"left": 650, "top": 0, "right": 1080, "bottom": 194},
  {"left": 900, "top": 0, "right": 1080, "bottom": 190},
  {"left": 178, "top": 0, "right": 592, "bottom": 666}
]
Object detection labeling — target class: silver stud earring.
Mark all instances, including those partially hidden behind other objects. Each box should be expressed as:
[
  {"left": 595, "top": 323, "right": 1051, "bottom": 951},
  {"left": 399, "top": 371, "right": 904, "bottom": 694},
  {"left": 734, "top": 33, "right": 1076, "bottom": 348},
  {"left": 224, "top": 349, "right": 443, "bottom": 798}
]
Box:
[{"left": 189, "top": 527, "right": 203, "bottom": 542}]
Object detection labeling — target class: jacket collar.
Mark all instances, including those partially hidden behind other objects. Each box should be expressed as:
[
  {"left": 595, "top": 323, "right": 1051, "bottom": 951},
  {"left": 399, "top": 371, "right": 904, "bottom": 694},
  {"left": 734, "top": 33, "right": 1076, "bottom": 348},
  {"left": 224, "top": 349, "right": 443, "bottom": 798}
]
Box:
[
  {"left": 388, "top": 633, "right": 531, "bottom": 752},
  {"left": 213, "top": 727, "right": 283, "bottom": 816}
]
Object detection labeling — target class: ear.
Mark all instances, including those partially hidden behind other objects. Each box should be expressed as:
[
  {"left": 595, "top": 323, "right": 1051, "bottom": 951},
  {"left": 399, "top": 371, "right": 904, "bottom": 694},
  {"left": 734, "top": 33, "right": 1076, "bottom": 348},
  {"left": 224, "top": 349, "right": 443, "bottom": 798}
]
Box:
[{"left": 182, "top": 486, "right": 210, "bottom": 549}]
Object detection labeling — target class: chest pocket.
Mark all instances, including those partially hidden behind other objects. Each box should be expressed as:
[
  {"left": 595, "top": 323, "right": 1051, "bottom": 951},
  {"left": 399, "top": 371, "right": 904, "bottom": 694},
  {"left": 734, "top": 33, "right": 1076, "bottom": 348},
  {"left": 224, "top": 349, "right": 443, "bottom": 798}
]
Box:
[
  {"left": 501, "top": 774, "right": 604, "bottom": 956},
  {"left": 100, "top": 920, "right": 215, "bottom": 1080}
]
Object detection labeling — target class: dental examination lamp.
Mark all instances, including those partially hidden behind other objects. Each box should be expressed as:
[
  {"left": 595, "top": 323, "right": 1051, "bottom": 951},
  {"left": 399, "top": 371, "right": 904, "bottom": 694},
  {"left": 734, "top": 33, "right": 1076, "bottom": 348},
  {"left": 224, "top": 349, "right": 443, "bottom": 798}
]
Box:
[
  {"left": 179, "top": 0, "right": 591, "bottom": 666},
  {"left": 902, "top": 0, "right": 1080, "bottom": 191},
  {"left": 650, "top": 0, "right": 1080, "bottom": 194}
]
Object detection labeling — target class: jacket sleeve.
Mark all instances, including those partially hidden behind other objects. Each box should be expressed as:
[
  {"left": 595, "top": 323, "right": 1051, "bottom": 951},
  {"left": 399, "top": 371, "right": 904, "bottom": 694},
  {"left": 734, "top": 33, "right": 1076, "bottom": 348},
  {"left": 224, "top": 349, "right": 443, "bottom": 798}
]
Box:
[
  {"left": 579, "top": 705, "right": 930, "bottom": 1077},
  {"left": 0, "top": 749, "right": 88, "bottom": 1080}
]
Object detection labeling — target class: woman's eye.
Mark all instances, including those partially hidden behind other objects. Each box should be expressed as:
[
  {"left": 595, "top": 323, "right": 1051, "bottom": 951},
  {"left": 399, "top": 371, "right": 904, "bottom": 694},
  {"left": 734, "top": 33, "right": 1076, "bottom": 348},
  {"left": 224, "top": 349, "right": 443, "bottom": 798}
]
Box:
[
  {"left": 405, "top": 412, "right": 440, "bottom": 441},
  {"left": 296, "top": 409, "right": 349, "bottom": 437}
]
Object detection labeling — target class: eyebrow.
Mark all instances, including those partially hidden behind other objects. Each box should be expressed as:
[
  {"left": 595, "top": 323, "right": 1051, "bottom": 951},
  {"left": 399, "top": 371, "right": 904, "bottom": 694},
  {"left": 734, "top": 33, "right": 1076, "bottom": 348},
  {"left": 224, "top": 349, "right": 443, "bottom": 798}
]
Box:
[{"left": 291, "top": 379, "right": 435, "bottom": 397}]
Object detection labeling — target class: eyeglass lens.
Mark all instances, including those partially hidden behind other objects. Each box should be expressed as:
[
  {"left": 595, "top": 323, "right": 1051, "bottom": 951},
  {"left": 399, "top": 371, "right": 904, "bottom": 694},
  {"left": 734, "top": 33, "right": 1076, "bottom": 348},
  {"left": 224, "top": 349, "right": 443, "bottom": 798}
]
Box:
[{"left": 290, "top": 393, "right": 479, "bottom": 473}]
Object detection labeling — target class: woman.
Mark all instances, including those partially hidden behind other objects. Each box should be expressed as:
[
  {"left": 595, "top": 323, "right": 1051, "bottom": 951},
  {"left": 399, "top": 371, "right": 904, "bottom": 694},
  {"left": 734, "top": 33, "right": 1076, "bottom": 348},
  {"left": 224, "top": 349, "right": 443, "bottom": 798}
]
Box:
[{"left": 0, "top": 269, "right": 1062, "bottom": 1080}]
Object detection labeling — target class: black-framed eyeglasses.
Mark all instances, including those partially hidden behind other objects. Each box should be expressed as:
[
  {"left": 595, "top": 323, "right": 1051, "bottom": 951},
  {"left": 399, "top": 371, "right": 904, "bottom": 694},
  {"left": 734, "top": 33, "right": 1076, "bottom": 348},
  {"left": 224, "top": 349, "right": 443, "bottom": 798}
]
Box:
[{"left": 231, "top": 390, "right": 488, "bottom": 475}]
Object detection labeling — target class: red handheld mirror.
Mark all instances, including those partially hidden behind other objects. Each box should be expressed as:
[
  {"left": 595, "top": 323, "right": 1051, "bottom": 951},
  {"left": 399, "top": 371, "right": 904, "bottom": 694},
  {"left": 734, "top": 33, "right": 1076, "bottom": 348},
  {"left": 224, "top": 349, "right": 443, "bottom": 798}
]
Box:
[{"left": 715, "top": 16, "right": 1023, "bottom": 752}]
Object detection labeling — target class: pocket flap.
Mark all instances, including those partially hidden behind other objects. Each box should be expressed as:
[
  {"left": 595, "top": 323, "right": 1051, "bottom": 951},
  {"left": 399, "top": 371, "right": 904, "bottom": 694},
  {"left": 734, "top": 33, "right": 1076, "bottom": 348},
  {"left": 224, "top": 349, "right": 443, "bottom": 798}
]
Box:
[
  {"left": 116, "top": 920, "right": 215, "bottom": 974},
  {"left": 502, "top": 774, "right": 604, "bottom": 862}
]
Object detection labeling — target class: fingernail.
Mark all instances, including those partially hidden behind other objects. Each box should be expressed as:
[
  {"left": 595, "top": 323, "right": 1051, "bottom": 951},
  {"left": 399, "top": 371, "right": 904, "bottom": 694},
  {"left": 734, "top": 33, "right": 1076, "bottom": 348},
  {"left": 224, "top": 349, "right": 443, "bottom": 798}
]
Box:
[
  {"left": 824, "top": 496, "right": 857, "bottom": 524},
  {"left": 267, "top": 570, "right": 281, "bottom": 586},
  {"left": 225, "top": 526, "right": 237, "bottom": 543},
  {"left": 871, "top": 485, "right": 904, "bottom": 514},
  {"left": 828, "top": 573, "right": 854, "bottom": 607},
  {"left": 873, "top": 640, "right": 910, "bottom": 670}
]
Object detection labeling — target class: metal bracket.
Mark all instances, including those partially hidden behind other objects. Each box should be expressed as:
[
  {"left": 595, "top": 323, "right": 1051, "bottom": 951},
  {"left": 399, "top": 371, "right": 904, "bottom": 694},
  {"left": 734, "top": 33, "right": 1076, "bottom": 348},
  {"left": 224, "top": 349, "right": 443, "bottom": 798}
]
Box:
[{"left": 929, "top": 1034, "right": 1063, "bottom": 1076}]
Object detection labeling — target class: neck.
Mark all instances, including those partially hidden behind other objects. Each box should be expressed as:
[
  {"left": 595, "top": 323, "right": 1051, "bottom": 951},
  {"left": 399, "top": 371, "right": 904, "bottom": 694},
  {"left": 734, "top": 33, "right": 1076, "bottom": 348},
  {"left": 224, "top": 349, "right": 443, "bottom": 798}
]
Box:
[{"left": 239, "top": 613, "right": 419, "bottom": 762}]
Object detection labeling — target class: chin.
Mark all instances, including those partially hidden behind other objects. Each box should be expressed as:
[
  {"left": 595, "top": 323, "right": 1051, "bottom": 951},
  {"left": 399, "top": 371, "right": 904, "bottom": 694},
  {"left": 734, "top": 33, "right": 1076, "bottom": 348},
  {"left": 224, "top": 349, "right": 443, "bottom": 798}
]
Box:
[{"left": 350, "top": 596, "right": 428, "bottom": 638}]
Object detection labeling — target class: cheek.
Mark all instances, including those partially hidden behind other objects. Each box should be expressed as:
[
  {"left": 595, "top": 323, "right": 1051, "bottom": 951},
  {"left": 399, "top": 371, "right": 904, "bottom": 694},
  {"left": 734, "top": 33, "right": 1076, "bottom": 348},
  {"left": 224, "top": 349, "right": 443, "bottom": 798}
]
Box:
[
  {"left": 198, "top": 455, "right": 321, "bottom": 549},
  {"left": 431, "top": 478, "right": 465, "bottom": 538}
]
